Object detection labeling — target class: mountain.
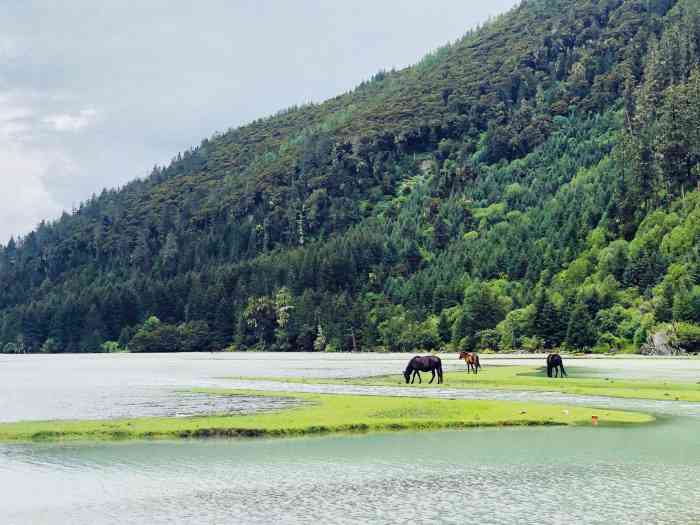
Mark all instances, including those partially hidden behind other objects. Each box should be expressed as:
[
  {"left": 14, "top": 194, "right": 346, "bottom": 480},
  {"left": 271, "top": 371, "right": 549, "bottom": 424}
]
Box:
[{"left": 2, "top": 0, "right": 700, "bottom": 354}]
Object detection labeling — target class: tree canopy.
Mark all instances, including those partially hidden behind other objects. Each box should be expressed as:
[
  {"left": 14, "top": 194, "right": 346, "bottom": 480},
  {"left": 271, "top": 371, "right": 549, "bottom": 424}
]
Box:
[{"left": 2, "top": 0, "right": 700, "bottom": 354}]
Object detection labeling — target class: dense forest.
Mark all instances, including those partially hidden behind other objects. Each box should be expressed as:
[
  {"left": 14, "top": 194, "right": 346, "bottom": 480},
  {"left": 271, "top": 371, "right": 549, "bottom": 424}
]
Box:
[{"left": 2, "top": 0, "right": 700, "bottom": 354}]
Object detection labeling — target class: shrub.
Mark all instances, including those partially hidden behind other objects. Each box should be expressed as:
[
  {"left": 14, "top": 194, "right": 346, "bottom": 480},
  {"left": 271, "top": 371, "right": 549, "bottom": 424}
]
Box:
[
  {"left": 593, "top": 332, "right": 624, "bottom": 354},
  {"left": 673, "top": 323, "right": 700, "bottom": 352},
  {"left": 2, "top": 342, "right": 19, "bottom": 354},
  {"left": 475, "top": 329, "right": 501, "bottom": 352},
  {"left": 521, "top": 336, "right": 544, "bottom": 353},
  {"left": 101, "top": 341, "right": 126, "bottom": 353},
  {"left": 40, "top": 338, "right": 61, "bottom": 353}
]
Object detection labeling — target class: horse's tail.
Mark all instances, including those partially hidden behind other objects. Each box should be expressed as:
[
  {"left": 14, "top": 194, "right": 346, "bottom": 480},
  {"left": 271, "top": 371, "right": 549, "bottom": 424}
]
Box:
[
  {"left": 560, "top": 361, "right": 567, "bottom": 377},
  {"left": 437, "top": 359, "right": 443, "bottom": 382},
  {"left": 475, "top": 355, "right": 481, "bottom": 370}
]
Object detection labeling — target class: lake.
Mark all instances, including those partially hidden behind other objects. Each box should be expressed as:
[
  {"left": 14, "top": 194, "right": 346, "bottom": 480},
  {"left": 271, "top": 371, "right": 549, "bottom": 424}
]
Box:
[{"left": 1, "top": 353, "right": 699, "bottom": 524}]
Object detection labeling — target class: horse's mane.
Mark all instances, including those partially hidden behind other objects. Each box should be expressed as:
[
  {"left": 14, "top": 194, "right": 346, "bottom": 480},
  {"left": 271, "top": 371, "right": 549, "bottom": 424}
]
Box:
[{"left": 404, "top": 356, "right": 418, "bottom": 373}]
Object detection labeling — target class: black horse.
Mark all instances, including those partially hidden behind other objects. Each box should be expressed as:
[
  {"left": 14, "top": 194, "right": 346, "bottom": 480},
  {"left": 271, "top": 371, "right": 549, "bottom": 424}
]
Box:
[
  {"left": 404, "top": 356, "right": 443, "bottom": 384},
  {"left": 546, "top": 353, "right": 567, "bottom": 378}
]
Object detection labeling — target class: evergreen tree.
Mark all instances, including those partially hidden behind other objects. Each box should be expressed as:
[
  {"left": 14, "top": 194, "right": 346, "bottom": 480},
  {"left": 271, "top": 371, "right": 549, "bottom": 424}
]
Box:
[{"left": 566, "top": 300, "right": 596, "bottom": 350}]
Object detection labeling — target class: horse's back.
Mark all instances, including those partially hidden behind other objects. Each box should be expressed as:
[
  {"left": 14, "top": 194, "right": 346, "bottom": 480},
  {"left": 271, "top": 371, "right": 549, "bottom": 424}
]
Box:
[
  {"left": 547, "top": 353, "right": 562, "bottom": 365},
  {"left": 412, "top": 355, "right": 440, "bottom": 370}
]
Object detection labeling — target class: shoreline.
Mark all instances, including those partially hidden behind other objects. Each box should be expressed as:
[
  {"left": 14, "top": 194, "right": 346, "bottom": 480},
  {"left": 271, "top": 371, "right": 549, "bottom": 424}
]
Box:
[
  {"left": 0, "top": 390, "right": 652, "bottom": 443},
  {"left": 0, "top": 351, "right": 698, "bottom": 359},
  {"left": 221, "top": 365, "right": 700, "bottom": 402}
]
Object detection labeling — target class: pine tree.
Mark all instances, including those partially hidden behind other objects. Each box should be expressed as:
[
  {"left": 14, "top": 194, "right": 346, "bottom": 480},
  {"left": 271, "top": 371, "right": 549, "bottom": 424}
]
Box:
[
  {"left": 566, "top": 300, "right": 595, "bottom": 350},
  {"left": 532, "top": 290, "right": 561, "bottom": 349},
  {"left": 437, "top": 311, "right": 452, "bottom": 344}
]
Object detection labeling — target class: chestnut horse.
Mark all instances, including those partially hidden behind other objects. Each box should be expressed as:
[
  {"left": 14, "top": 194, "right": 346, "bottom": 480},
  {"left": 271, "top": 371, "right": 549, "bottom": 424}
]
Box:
[
  {"left": 404, "top": 356, "right": 443, "bottom": 384},
  {"left": 458, "top": 351, "right": 481, "bottom": 374}
]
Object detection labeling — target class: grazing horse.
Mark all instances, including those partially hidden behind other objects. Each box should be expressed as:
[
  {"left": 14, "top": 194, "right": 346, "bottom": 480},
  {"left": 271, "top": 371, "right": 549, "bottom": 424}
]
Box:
[
  {"left": 546, "top": 353, "right": 567, "bottom": 378},
  {"left": 404, "top": 356, "right": 443, "bottom": 384},
  {"left": 458, "top": 351, "right": 481, "bottom": 374}
]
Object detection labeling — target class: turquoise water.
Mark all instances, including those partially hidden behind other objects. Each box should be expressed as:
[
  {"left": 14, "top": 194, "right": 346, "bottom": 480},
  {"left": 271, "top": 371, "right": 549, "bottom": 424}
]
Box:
[{"left": 1, "top": 354, "right": 699, "bottom": 524}]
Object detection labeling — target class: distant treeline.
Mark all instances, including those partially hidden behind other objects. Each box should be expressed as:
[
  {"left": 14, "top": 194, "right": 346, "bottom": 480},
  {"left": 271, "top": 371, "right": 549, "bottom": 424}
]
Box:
[{"left": 1, "top": 0, "right": 700, "bottom": 354}]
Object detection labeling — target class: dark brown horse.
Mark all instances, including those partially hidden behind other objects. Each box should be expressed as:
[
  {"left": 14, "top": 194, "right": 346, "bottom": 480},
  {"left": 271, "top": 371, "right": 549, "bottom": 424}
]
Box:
[
  {"left": 458, "top": 351, "right": 481, "bottom": 374},
  {"left": 404, "top": 356, "right": 443, "bottom": 384},
  {"left": 546, "top": 353, "right": 567, "bottom": 378}
]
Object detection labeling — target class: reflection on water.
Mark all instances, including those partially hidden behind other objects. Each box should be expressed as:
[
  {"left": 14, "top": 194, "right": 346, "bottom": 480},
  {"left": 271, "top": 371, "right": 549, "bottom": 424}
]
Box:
[{"left": 1, "top": 353, "right": 699, "bottom": 524}]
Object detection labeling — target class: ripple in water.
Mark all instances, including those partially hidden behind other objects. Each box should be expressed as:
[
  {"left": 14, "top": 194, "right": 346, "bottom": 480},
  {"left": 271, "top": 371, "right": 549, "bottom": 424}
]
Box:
[
  {"left": 0, "top": 390, "right": 299, "bottom": 423},
  {"left": 1, "top": 354, "right": 699, "bottom": 525},
  {"left": 3, "top": 427, "right": 699, "bottom": 525}
]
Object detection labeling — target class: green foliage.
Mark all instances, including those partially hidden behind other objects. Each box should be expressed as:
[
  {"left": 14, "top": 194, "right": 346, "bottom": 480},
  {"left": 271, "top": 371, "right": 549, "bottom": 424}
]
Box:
[
  {"left": 0, "top": 389, "right": 653, "bottom": 442},
  {"left": 100, "top": 341, "right": 126, "bottom": 353},
  {"left": 39, "top": 338, "right": 60, "bottom": 354},
  {"left": 566, "top": 300, "right": 596, "bottom": 350},
  {"left": 496, "top": 306, "right": 533, "bottom": 351},
  {"left": 672, "top": 322, "right": 700, "bottom": 352},
  {"left": 2, "top": 343, "right": 18, "bottom": 354},
  {"left": 1, "top": 0, "right": 700, "bottom": 354},
  {"left": 452, "top": 282, "right": 506, "bottom": 347},
  {"left": 127, "top": 316, "right": 213, "bottom": 353}
]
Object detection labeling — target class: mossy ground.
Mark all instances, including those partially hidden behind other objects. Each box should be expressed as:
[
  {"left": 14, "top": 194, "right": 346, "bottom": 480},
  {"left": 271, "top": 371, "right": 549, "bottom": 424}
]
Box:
[
  {"left": 229, "top": 363, "right": 700, "bottom": 402},
  {"left": 0, "top": 389, "right": 652, "bottom": 442}
]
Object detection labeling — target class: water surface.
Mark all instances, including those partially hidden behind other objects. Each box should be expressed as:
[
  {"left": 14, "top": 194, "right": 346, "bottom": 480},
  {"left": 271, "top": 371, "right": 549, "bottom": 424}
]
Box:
[{"left": 1, "top": 353, "right": 699, "bottom": 524}]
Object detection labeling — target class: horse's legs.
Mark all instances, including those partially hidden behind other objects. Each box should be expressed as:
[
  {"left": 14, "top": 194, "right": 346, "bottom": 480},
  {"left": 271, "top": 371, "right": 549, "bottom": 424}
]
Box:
[
  {"left": 412, "top": 370, "right": 421, "bottom": 384},
  {"left": 429, "top": 370, "right": 435, "bottom": 384}
]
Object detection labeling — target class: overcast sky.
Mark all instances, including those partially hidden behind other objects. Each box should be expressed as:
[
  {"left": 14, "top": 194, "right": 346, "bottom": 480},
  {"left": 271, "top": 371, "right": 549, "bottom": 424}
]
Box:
[{"left": 0, "top": 0, "right": 518, "bottom": 244}]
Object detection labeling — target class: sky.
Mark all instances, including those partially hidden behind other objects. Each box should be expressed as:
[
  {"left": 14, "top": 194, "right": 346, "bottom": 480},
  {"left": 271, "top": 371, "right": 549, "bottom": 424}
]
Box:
[{"left": 0, "top": 0, "right": 518, "bottom": 244}]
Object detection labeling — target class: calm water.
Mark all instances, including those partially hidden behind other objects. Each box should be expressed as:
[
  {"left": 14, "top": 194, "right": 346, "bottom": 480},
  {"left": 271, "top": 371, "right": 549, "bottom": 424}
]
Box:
[{"left": 1, "top": 353, "right": 699, "bottom": 524}]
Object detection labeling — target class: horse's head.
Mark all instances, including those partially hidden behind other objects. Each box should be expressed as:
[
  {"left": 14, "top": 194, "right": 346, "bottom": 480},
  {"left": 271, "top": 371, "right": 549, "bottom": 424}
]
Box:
[
  {"left": 403, "top": 368, "right": 411, "bottom": 383},
  {"left": 458, "top": 351, "right": 467, "bottom": 360}
]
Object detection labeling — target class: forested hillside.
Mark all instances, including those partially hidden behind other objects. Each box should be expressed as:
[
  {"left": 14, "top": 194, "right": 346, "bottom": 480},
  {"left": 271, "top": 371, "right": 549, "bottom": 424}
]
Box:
[{"left": 2, "top": 0, "right": 700, "bottom": 354}]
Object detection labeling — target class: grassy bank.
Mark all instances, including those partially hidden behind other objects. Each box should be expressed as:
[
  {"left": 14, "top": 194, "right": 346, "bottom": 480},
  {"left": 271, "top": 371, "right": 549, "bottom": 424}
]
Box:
[
  {"left": 0, "top": 390, "right": 652, "bottom": 442},
  {"left": 229, "top": 364, "right": 700, "bottom": 402}
]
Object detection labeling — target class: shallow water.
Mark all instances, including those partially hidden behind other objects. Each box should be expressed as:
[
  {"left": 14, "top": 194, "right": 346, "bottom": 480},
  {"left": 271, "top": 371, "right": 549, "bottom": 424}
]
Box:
[
  {"left": 2, "top": 421, "right": 699, "bottom": 525},
  {"left": 1, "top": 353, "right": 699, "bottom": 524},
  {"left": 1, "top": 352, "right": 698, "bottom": 422}
]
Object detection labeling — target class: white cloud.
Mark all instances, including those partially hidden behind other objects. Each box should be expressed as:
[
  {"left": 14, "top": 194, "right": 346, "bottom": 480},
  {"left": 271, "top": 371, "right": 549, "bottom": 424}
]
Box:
[
  {"left": 0, "top": 142, "right": 64, "bottom": 242},
  {"left": 0, "top": 0, "right": 520, "bottom": 244},
  {"left": 0, "top": 36, "right": 17, "bottom": 59},
  {"left": 0, "top": 96, "right": 34, "bottom": 139},
  {"left": 0, "top": 95, "right": 72, "bottom": 241},
  {"left": 41, "top": 108, "right": 99, "bottom": 132}
]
